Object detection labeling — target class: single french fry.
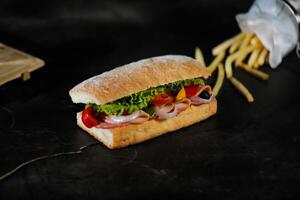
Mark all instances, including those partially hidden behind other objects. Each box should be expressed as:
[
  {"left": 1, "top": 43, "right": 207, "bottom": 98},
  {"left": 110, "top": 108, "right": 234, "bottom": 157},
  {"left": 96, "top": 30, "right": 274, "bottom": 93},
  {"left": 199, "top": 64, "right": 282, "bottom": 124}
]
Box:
[
  {"left": 245, "top": 68, "right": 269, "bottom": 80},
  {"left": 212, "top": 63, "right": 225, "bottom": 96},
  {"left": 195, "top": 47, "right": 206, "bottom": 67},
  {"left": 238, "top": 62, "right": 250, "bottom": 69},
  {"left": 248, "top": 48, "right": 261, "bottom": 68},
  {"left": 239, "top": 33, "right": 254, "bottom": 50},
  {"left": 229, "top": 39, "right": 242, "bottom": 54},
  {"left": 265, "top": 52, "right": 269, "bottom": 64},
  {"left": 239, "top": 63, "right": 269, "bottom": 80},
  {"left": 207, "top": 51, "right": 225, "bottom": 73},
  {"left": 258, "top": 48, "right": 268, "bottom": 66},
  {"left": 254, "top": 60, "right": 260, "bottom": 69},
  {"left": 225, "top": 51, "right": 241, "bottom": 78},
  {"left": 212, "top": 33, "right": 245, "bottom": 56},
  {"left": 229, "top": 77, "right": 254, "bottom": 103},
  {"left": 250, "top": 36, "right": 262, "bottom": 46}
]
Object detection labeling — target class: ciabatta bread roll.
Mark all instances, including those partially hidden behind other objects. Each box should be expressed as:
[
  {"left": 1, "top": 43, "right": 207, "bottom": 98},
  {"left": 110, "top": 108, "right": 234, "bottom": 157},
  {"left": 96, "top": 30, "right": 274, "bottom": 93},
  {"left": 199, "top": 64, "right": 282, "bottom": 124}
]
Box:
[{"left": 69, "top": 55, "right": 217, "bottom": 149}]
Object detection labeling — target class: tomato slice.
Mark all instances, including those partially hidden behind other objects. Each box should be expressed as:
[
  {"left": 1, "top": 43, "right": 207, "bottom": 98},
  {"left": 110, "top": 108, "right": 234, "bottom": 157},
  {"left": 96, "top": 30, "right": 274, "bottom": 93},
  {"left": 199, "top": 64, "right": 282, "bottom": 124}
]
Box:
[
  {"left": 185, "top": 85, "right": 201, "bottom": 97},
  {"left": 82, "top": 107, "right": 99, "bottom": 128},
  {"left": 150, "top": 93, "right": 175, "bottom": 106}
]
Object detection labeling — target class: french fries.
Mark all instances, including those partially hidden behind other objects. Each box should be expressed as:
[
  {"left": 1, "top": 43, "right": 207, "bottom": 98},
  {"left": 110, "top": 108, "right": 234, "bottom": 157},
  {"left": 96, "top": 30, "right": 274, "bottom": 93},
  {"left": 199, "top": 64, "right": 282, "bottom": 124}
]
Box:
[
  {"left": 229, "top": 39, "right": 242, "bottom": 54},
  {"left": 248, "top": 48, "right": 261, "bottom": 68},
  {"left": 195, "top": 47, "right": 206, "bottom": 67},
  {"left": 195, "top": 32, "right": 270, "bottom": 103},
  {"left": 225, "top": 51, "right": 240, "bottom": 78},
  {"left": 212, "top": 33, "right": 245, "bottom": 56},
  {"left": 257, "top": 48, "right": 268, "bottom": 67},
  {"left": 235, "top": 45, "right": 259, "bottom": 66},
  {"left": 239, "top": 33, "right": 253, "bottom": 50},
  {"left": 207, "top": 51, "right": 225, "bottom": 73},
  {"left": 229, "top": 77, "right": 254, "bottom": 102},
  {"left": 242, "top": 67, "right": 269, "bottom": 80},
  {"left": 212, "top": 63, "right": 224, "bottom": 96},
  {"left": 254, "top": 60, "right": 260, "bottom": 69}
]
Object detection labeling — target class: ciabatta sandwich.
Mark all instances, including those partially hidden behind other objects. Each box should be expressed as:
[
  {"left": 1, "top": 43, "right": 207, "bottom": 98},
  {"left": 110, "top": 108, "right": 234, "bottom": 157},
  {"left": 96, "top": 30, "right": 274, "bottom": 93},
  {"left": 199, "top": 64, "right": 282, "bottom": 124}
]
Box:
[{"left": 69, "top": 55, "right": 217, "bottom": 149}]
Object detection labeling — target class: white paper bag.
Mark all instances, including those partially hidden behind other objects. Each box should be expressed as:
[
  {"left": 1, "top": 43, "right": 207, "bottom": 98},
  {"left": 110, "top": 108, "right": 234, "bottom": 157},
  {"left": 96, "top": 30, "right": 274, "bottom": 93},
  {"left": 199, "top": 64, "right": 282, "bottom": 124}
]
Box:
[{"left": 236, "top": 0, "right": 299, "bottom": 68}]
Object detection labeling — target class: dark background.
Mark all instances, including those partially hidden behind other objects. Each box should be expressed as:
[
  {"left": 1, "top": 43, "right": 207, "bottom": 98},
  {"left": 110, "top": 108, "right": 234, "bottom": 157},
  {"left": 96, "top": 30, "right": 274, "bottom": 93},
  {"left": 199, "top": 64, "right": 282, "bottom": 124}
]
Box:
[{"left": 0, "top": 0, "right": 300, "bottom": 199}]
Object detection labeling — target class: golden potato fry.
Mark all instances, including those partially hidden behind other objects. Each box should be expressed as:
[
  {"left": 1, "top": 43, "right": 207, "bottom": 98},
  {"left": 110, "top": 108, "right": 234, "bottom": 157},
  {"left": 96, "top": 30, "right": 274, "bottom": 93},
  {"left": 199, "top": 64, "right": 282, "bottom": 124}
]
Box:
[
  {"left": 246, "top": 68, "right": 269, "bottom": 80},
  {"left": 248, "top": 48, "right": 261, "bottom": 68},
  {"left": 239, "top": 63, "right": 269, "bottom": 80},
  {"left": 254, "top": 60, "right": 260, "bottom": 69},
  {"left": 229, "top": 39, "right": 242, "bottom": 54},
  {"left": 265, "top": 52, "right": 269, "bottom": 64},
  {"left": 212, "top": 63, "right": 225, "bottom": 96},
  {"left": 229, "top": 77, "right": 254, "bottom": 103},
  {"left": 238, "top": 62, "right": 250, "bottom": 69},
  {"left": 225, "top": 51, "right": 241, "bottom": 78},
  {"left": 250, "top": 36, "right": 262, "bottom": 46},
  {"left": 258, "top": 48, "right": 268, "bottom": 66},
  {"left": 195, "top": 47, "right": 206, "bottom": 67},
  {"left": 212, "top": 33, "right": 245, "bottom": 56},
  {"left": 207, "top": 51, "right": 225, "bottom": 73}
]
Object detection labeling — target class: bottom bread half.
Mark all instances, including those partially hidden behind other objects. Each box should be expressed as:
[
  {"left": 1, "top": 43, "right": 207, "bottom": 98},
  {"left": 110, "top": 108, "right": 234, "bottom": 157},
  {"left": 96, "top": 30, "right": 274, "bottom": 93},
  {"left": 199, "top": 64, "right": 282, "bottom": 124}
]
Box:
[{"left": 77, "top": 99, "right": 217, "bottom": 149}]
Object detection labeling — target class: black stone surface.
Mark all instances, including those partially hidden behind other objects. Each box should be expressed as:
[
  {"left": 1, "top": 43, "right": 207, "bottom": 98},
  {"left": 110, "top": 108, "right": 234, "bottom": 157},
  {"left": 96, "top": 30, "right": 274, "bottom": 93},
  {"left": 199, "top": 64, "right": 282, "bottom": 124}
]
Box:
[{"left": 0, "top": 0, "right": 300, "bottom": 199}]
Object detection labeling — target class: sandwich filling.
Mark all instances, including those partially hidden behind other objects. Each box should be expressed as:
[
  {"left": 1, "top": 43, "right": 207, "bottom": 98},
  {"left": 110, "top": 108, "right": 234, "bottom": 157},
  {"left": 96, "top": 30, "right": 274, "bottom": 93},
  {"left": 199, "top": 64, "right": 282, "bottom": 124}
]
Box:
[{"left": 81, "top": 77, "right": 215, "bottom": 129}]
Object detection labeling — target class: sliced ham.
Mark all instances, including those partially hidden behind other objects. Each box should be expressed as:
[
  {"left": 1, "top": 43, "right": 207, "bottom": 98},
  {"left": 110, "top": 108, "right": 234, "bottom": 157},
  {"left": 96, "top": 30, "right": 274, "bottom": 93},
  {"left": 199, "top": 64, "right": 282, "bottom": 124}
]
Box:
[
  {"left": 188, "top": 85, "right": 214, "bottom": 105},
  {"left": 195, "top": 85, "right": 212, "bottom": 96},
  {"left": 175, "top": 98, "right": 191, "bottom": 113},
  {"left": 189, "top": 94, "right": 215, "bottom": 105},
  {"left": 154, "top": 98, "right": 191, "bottom": 119}
]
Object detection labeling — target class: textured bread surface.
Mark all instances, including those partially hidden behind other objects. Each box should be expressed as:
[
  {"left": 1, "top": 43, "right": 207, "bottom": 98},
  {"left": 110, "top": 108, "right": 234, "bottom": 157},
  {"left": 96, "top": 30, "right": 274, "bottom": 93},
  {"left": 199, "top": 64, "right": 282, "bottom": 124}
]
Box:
[
  {"left": 76, "top": 99, "right": 217, "bottom": 149},
  {"left": 70, "top": 55, "right": 210, "bottom": 105}
]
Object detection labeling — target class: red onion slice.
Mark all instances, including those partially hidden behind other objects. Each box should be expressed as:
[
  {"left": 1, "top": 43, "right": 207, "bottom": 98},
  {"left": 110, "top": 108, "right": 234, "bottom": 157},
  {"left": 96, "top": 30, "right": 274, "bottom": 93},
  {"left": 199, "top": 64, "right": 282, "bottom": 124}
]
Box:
[
  {"left": 104, "top": 110, "right": 149, "bottom": 124},
  {"left": 129, "top": 112, "right": 151, "bottom": 124},
  {"left": 159, "top": 103, "right": 175, "bottom": 113},
  {"left": 154, "top": 105, "right": 178, "bottom": 119}
]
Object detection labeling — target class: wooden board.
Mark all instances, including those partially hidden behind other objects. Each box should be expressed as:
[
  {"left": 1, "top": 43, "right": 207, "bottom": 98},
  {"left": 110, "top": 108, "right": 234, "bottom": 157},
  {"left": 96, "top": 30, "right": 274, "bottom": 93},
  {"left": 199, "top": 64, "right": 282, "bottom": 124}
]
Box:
[{"left": 0, "top": 43, "right": 44, "bottom": 86}]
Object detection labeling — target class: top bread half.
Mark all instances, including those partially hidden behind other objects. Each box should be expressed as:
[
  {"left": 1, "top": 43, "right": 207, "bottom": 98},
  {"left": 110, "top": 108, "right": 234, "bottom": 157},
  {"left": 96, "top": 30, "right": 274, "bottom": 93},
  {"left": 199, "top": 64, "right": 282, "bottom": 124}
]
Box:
[{"left": 69, "top": 55, "right": 210, "bottom": 105}]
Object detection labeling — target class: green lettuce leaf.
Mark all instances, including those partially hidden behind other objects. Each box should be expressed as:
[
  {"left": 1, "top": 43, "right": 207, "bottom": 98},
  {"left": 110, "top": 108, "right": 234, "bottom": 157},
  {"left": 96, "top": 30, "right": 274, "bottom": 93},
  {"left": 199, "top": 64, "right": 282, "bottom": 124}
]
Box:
[{"left": 88, "top": 77, "right": 205, "bottom": 116}]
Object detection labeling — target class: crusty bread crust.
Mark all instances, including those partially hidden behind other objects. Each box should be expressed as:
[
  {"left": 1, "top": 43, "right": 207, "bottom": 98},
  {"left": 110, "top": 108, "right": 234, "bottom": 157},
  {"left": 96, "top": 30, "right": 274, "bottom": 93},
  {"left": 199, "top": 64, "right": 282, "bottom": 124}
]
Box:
[
  {"left": 77, "top": 99, "right": 217, "bottom": 149},
  {"left": 69, "top": 55, "right": 210, "bottom": 105}
]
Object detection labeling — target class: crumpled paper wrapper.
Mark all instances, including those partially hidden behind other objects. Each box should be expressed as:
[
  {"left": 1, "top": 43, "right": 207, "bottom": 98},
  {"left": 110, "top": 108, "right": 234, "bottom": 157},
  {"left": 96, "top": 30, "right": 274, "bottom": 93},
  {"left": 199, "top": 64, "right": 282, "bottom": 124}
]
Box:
[{"left": 236, "top": 0, "right": 298, "bottom": 68}]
